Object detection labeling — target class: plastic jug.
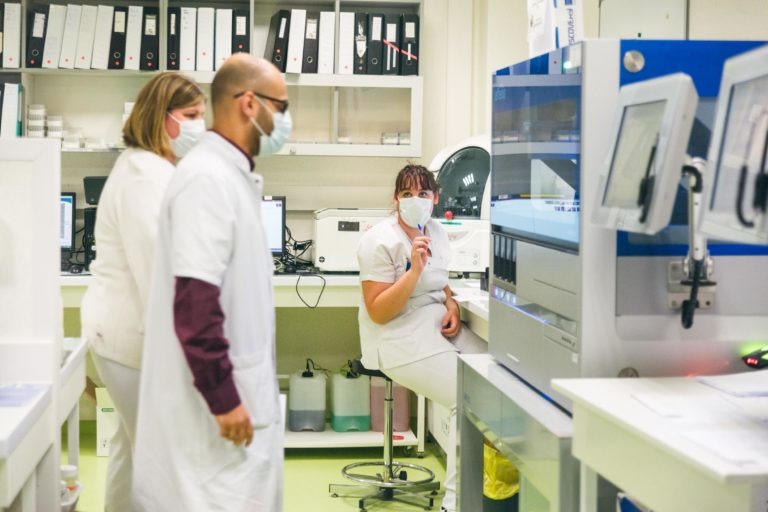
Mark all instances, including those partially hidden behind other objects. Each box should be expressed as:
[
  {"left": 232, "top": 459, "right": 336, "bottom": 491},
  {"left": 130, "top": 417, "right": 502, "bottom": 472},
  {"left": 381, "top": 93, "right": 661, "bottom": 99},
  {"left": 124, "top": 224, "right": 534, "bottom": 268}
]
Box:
[
  {"left": 370, "top": 377, "right": 410, "bottom": 432},
  {"left": 288, "top": 370, "right": 327, "bottom": 432},
  {"left": 331, "top": 372, "right": 370, "bottom": 432}
]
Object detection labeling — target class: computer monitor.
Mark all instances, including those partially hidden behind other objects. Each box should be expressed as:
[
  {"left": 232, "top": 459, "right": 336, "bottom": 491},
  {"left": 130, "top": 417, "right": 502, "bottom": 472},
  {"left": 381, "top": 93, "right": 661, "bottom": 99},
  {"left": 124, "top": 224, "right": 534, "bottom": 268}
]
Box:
[
  {"left": 262, "top": 196, "right": 286, "bottom": 257},
  {"left": 60, "top": 192, "right": 76, "bottom": 251},
  {"left": 593, "top": 73, "right": 698, "bottom": 235},
  {"left": 701, "top": 44, "right": 768, "bottom": 245}
]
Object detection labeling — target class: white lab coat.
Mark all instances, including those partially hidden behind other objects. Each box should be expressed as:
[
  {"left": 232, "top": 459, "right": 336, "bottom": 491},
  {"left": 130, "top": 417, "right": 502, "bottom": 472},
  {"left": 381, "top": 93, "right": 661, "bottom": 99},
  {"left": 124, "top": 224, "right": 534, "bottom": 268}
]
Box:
[
  {"left": 357, "top": 216, "right": 458, "bottom": 370},
  {"left": 82, "top": 147, "right": 175, "bottom": 370},
  {"left": 132, "top": 132, "right": 282, "bottom": 512}
]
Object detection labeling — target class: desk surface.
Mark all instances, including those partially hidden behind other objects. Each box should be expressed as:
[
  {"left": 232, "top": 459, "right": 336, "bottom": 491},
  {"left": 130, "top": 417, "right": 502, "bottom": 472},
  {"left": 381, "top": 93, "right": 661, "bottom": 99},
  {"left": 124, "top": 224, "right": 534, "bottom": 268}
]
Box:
[
  {"left": 0, "top": 384, "right": 51, "bottom": 457},
  {"left": 462, "top": 354, "right": 572, "bottom": 437},
  {"left": 553, "top": 376, "right": 768, "bottom": 484}
]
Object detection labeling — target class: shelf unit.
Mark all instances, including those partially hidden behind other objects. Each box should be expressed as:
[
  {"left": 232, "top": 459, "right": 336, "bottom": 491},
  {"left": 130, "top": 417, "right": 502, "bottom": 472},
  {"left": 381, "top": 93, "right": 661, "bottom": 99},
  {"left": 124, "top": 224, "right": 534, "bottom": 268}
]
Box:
[
  {"left": 284, "top": 424, "right": 418, "bottom": 449},
  {"left": 3, "top": 0, "right": 423, "bottom": 157}
]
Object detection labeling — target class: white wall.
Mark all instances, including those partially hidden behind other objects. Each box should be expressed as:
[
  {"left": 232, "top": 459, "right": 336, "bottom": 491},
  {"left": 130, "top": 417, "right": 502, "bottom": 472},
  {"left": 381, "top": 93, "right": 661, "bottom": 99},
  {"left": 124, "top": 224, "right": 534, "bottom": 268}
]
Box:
[{"left": 689, "top": 0, "right": 768, "bottom": 39}]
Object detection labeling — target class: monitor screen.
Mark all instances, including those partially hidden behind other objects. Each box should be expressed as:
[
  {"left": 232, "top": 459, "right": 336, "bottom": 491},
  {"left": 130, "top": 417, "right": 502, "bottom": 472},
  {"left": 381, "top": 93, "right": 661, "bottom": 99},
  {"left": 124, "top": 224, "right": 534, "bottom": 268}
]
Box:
[
  {"left": 603, "top": 100, "right": 667, "bottom": 208},
  {"left": 593, "top": 73, "right": 698, "bottom": 235},
  {"left": 490, "top": 71, "right": 582, "bottom": 254},
  {"left": 262, "top": 196, "right": 286, "bottom": 257},
  {"left": 60, "top": 192, "right": 76, "bottom": 251},
  {"left": 702, "top": 44, "right": 768, "bottom": 245}
]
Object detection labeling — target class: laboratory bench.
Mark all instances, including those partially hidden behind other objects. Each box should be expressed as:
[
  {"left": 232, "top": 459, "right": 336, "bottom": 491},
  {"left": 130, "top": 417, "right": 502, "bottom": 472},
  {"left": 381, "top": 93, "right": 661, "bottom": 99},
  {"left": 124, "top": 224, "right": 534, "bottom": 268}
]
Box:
[
  {"left": 59, "top": 275, "right": 489, "bottom": 454},
  {"left": 553, "top": 376, "right": 768, "bottom": 512},
  {"left": 458, "top": 354, "right": 578, "bottom": 512},
  {"left": 0, "top": 337, "right": 87, "bottom": 511}
]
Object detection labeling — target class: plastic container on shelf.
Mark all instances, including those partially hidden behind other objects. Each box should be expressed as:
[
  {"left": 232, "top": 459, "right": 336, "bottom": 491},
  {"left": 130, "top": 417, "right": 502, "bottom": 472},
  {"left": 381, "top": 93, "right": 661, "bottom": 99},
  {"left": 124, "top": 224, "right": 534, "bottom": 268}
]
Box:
[
  {"left": 330, "top": 372, "right": 370, "bottom": 432},
  {"left": 370, "top": 377, "right": 410, "bottom": 432},
  {"left": 60, "top": 465, "right": 81, "bottom": 512},
  {"left": 288, "top": 362, "right": 327, "bottom": 432}
]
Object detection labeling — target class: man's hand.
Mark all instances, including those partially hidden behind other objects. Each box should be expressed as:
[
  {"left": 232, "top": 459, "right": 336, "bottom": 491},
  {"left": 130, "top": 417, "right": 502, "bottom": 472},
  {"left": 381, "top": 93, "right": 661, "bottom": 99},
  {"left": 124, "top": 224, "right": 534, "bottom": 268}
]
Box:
[
  {"left": 441, "top": 298, "right": 461, "bottom": 338},
  {"left": 215, "top": 404, "right": 253, "bottom": 447}
]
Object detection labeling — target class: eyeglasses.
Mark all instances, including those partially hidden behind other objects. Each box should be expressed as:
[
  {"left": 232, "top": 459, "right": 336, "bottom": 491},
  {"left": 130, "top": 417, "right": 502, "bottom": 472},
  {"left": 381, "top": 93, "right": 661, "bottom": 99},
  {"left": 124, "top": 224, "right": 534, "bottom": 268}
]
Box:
[{"left": 233, "top": 91, "right": 290, "bottom": 113}]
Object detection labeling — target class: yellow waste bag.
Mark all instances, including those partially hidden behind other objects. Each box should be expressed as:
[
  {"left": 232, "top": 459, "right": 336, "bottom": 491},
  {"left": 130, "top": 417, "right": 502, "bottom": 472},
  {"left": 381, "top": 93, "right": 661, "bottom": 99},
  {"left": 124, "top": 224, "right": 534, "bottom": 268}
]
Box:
[{"left": 483, "top": 443, "right": 520, "bottom": 500}]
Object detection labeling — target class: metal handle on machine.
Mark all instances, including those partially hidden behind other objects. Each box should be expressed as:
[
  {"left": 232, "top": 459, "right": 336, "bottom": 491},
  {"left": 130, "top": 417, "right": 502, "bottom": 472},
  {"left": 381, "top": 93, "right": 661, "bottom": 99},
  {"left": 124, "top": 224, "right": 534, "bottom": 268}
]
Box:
[{"left": 637, "top": 136, "right": 659, "bottom": 224}]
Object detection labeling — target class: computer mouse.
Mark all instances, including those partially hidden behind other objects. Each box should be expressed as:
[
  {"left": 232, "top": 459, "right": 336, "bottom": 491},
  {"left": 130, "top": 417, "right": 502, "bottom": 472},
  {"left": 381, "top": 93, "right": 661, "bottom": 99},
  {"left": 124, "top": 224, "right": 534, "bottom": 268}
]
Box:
[{"left": 69, "top": 265, "right": 83, "bottom": 274}]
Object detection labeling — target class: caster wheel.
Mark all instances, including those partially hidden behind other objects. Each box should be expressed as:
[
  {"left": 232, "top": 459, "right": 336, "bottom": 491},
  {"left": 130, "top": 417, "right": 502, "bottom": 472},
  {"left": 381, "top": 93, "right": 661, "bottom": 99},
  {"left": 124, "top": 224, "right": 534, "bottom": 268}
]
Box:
[
  {"left": 399, "top": 470, "right": 408, "bottom": 480},
  {"left": 330, "top": 493, "right": 338, "bottom": 498},
  {"left": 430, "top": 490, "right": 438, "bottom": 496},
  {"left": 417, "top": 451, "right": 425, "bottom": 459}
]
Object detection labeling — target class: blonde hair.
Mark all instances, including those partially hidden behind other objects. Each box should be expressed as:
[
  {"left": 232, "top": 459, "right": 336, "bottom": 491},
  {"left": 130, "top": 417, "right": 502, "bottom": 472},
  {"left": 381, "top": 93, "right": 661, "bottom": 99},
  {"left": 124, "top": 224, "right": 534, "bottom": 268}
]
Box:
[{"left": 123, "top": 72, "right": 205, "bottom": 158}]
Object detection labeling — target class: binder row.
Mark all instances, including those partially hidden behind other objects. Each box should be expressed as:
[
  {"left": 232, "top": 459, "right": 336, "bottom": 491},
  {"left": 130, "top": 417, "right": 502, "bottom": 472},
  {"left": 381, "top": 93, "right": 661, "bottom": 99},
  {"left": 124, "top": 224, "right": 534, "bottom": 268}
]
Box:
[
  {"left": 21, "top": 4, "right": 249, "bottom": 72},
  {"left": 1, "top": 3, "right": 23, "bottom": 69},
  {"left": 166, "top": 7, "right": 249, "bottom": 72},
  {"left": 25, "top": 4, "right": 159, "bottom": 70},
  {"left": 0, "top": 82, "right": 23, "bottom": 138},
  {"left": 266, "top": 10, "right": 419, "bottom": 76}
]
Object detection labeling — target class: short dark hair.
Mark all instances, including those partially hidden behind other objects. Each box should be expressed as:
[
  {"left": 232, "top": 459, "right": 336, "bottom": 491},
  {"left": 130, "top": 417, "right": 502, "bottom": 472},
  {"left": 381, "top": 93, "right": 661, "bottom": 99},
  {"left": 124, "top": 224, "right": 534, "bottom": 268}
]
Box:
[{"left": 394, "top": 164, "right": 439, "bottom": 196}]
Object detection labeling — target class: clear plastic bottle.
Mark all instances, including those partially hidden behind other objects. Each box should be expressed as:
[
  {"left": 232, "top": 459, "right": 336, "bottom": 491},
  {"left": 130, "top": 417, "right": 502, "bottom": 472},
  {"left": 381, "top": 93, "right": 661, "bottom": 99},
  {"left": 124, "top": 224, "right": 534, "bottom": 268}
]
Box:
[{"left": 60, "top": 465, "right": 79, "bottom": 508}]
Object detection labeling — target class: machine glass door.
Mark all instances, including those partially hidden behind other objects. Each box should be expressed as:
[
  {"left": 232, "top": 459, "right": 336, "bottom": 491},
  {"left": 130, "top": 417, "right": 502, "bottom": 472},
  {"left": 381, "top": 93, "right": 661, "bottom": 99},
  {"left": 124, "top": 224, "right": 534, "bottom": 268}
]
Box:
[{"left": 434, "top": 146, "right": 490, "bottom": 219}]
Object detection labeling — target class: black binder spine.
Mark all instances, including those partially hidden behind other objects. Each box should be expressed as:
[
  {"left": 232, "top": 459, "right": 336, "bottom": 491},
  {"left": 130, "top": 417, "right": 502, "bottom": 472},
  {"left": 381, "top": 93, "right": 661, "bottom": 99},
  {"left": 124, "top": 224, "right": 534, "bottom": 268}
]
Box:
[
  {"left": 353, "top": 13, "right": 367, "bottom": 74},
  {"left": 108, "top": 6, "right": 127, "bottom": 69},
  {"left": 399, "top": 14, "right": 419, "bottom": 75},
  {"left": 382, "top": 14, "right": 400, "bottom": 75},
  {"left": 140, "top": 6, "right": 159, "bottom": 70},
  {"left": 366, "top": 14, "right": 383, "bottom": 75},
  {"left": 301, "top": 11, "right": 319, "bottom": 73},
  {"left": 26, "top": 5, "right": 47, "bottom": 68},
  {"left": 232, "top": 9, "right": 250, "bottom": 54},
  {"left": 264, "top": 10, "right": 289, "bottom": 71},
  {"left": 166, "top": 6, "right": 180, "bottom": 70}
]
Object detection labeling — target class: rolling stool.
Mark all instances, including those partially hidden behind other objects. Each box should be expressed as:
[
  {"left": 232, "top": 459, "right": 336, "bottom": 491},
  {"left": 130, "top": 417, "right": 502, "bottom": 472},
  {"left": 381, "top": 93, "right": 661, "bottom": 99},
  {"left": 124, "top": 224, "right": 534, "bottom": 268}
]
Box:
[{"left": 329, "top": 359, "right": 440, "bottom": 511}]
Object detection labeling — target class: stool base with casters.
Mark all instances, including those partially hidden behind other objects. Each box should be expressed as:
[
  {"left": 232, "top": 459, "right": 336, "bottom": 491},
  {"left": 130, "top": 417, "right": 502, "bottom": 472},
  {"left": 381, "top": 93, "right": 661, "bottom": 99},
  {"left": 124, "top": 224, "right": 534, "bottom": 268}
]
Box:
[{"left": 329, "top": 359, "right": 440, "bottom": 511}]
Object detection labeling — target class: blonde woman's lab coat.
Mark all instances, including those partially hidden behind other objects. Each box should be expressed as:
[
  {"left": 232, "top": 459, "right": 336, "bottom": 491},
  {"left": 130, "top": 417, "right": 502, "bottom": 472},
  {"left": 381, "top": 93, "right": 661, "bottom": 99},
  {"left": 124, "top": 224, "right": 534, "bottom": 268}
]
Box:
[{"left": 132, "top": 132, "right": 283, "bottom": 512}]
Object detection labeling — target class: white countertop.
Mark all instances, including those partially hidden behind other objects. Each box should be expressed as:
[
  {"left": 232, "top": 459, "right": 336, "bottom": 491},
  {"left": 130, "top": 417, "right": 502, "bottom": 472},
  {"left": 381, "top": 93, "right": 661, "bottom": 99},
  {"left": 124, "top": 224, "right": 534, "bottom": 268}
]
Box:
[
  {"left": 553, "top": 376, "right": 768, "bottom": 484},
  {"left": 0, "top": 383, "right": 52, "bottom": 457},
  {"left": 461, "top": 353, "right": 573, "bottom": 438}
]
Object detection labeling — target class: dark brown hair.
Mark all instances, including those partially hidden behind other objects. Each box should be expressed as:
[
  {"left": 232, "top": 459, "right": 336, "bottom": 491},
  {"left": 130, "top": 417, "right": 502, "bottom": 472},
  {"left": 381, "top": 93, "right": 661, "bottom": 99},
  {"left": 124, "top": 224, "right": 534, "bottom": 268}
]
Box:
[{"left": 394, "top": 163, "right": 440, "bottom": 197}]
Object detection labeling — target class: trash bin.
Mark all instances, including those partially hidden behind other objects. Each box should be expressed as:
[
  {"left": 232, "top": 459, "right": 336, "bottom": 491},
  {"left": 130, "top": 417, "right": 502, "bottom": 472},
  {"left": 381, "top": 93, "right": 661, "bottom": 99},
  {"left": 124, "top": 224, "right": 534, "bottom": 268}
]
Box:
[{"left": 483, "top": 442, "right": 519, "bottom": 512}]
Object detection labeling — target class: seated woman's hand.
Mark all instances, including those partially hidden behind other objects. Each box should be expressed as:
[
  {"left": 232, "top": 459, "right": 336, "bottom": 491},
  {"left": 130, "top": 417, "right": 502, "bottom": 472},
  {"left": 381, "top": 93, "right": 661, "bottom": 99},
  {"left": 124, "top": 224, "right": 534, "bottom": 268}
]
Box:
[
  {"left": 409, "top": 236, "right": 431, "bottom": 273},
  {"left": 441, "top": 298, "right": 461, "bottom": 338}
]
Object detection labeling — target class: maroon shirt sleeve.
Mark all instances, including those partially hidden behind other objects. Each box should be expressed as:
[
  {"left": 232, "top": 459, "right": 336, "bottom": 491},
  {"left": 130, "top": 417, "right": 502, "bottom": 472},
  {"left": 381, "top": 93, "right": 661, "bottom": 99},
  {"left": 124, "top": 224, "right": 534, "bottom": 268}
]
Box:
[{"left": 173, "top": 277, "right": 241, "bottom": 415}]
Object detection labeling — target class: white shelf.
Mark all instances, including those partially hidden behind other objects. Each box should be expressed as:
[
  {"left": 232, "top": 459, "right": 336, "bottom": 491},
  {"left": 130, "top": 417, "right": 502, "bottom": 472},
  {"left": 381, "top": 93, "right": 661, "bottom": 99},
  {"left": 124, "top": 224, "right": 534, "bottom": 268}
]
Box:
[
  {"left": 61, "top": 147, "right": 124, "bottom": 154},
  {"left": 285, "top": 425, "right": 418, "bottom": 449},
  {"left": 279, "top": 142, "right": 420, "bottom": 157},
  {"left": 22, "top": 68, "right": 157, "bottom": 78},
  {"left": 493, "top": 141, "right": 580, "bottom": 155},
  {"left": 186, "top": 71, "right": 421, "bottom": 88}
]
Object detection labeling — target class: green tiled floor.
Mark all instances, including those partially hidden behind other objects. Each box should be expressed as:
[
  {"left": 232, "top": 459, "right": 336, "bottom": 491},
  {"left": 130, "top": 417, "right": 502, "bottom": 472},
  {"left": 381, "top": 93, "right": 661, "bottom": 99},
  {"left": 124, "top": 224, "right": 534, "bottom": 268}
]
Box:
[{"left": 63, "top": 421, "right": 448, "bottom": 511}]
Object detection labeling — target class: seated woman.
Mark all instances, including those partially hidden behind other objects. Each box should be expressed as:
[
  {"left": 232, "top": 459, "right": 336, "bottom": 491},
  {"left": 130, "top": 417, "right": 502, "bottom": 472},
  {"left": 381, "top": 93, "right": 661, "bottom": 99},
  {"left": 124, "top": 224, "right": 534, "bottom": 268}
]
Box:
[{"left": 357, "top": 163, "right": 486, "bottom": 512}]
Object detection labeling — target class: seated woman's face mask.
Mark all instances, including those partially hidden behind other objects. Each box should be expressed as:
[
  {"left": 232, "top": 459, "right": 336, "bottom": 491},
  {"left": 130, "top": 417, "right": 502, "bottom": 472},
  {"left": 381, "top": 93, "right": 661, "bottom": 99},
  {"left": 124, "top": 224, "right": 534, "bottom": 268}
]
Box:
[{"left": 399, "top": 197, "right": 433, "bottom": 228}]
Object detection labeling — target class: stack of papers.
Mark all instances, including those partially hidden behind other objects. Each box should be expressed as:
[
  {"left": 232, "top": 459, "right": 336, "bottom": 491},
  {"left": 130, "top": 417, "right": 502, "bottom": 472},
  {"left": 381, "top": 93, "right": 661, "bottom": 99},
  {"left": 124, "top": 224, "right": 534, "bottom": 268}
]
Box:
[{"left": 697, "top": 370, "right": 768, "bottom": 397}]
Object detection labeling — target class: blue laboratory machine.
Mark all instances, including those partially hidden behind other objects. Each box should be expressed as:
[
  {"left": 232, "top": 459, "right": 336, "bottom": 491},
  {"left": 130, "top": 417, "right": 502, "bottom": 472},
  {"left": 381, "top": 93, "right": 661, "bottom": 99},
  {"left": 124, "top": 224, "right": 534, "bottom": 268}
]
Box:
[{"left": 488, "top": 40, "right": 768, "bottom": 409}]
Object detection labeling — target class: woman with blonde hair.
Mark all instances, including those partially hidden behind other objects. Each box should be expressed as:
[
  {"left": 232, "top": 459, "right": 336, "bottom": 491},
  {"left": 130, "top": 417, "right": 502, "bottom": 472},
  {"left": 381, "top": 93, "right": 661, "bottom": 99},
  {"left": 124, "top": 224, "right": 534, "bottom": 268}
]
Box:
[{"left": 80, "top": 72, "right": 206, "bottom": 512}]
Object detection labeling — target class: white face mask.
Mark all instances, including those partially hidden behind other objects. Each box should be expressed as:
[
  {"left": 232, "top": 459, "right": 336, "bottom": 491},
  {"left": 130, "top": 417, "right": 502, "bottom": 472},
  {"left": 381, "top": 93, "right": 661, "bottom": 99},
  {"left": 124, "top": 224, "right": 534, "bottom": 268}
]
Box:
[
  {"left": 168, "top": 114, "right": 206, "bottom": 159},
  {"left": 251, "top": 96, "right": 292, "bottom": 157},
  {"left": 398, "top": 197, "right": 434, "bottom": 229}
]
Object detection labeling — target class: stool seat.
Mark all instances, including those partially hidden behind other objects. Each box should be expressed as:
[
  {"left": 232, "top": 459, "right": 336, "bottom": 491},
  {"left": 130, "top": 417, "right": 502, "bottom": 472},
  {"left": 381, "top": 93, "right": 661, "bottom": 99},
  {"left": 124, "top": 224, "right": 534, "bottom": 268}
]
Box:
[{"left": 351, "top": 359, "right": 388, "bottom": 380}]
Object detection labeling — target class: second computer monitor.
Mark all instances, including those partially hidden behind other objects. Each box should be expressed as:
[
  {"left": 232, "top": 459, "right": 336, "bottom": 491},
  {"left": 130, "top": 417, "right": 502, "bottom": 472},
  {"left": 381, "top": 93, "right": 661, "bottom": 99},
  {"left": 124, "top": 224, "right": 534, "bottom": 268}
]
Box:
[
  {"left": 593, "top": 73, "right": 698, "bottom": 235},
  {"left": 262, "top": 196, "right": 286, "bottom": 258}
]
